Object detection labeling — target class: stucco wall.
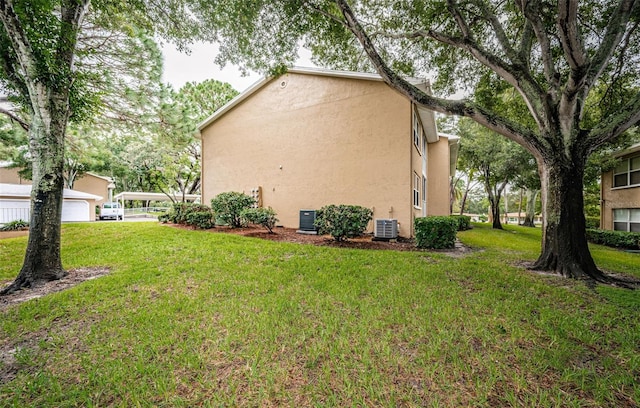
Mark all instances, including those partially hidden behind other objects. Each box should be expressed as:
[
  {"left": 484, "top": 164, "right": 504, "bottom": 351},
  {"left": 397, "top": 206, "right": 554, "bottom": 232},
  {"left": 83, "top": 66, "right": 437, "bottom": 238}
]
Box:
[
  {"left": 201, "top": 73, "right": 423, "bottom": 235},
  {"left": 73, "top": 174, "right": 108, "bottom": 207},
  {"left": 0, "top": 167, "right": 28, "bottom": 184},
  {"left": 427, "top": 137, "right": 452, "bottom": 216},
  {"left": 601, "top": 167, "right": 640, "bottom": 230}
]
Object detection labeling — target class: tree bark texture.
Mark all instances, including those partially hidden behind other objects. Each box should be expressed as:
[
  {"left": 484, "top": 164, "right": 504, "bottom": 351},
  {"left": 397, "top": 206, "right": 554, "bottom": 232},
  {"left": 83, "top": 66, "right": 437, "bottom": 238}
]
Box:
[
  {"left": 522, "top": 189, "right": 539, "bottom": 227},
  {"left": 532, "top": 158, "right": 610, "bottom": 283},
  {"left": 0, "top": 0, "right": 88, "bottom": 295},
  {"left": 1, "top": 114, "right": 68, "bottom": 294}
]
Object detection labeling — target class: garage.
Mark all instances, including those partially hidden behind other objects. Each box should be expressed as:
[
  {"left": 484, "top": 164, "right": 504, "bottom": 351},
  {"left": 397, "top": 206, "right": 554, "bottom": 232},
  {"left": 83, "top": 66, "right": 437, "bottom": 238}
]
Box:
[
  {"left": 61, "top": 200, "right": 91, "bottom": 222},
  {"left": 0, "top": 183, "right": 102, "bottom": 224}
]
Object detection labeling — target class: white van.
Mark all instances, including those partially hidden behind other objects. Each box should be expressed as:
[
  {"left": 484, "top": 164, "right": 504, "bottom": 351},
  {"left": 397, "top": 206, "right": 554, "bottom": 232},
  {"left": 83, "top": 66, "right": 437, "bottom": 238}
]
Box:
[{"left": 99, "top": 202, "right": 124, "bottom": 220}]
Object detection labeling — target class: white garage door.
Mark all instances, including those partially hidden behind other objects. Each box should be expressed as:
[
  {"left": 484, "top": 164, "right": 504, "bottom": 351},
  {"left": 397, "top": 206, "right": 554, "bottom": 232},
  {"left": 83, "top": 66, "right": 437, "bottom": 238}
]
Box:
[
  {"left": 0, "top": 199, "right": 30, "bottom": 223},
  {"left": 62, "top": 200, "right": 89, "bottom": 222}
]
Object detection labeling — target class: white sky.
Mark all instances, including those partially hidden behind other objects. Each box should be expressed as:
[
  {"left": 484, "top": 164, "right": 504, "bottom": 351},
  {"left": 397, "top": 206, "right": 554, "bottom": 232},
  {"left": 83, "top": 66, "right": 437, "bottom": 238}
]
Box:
[{"left": 161, "top": 42, "right": 315, "bottom": 93}]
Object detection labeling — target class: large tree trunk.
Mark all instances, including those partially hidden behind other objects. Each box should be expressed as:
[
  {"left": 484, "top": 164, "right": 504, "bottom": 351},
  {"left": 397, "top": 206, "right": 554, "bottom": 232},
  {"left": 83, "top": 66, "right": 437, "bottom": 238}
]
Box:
[
  {"left": 531, "top": 158, "right": 609, "bottom": 282},
  {"left": 1, "top": 111, "right": 68, "bottom": 294},
  {"left": 522, "top": 189, "right": 539, "bottom": 227}
]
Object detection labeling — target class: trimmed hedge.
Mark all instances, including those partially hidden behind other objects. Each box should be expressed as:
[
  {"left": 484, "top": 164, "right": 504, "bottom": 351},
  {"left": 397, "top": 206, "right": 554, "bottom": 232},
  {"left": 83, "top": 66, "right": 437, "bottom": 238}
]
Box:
[
  {"left": 415, "top": 216, "right": 458, "bottom": 249},
  {"left": 450, "top": 215, "right": 471, "bottom": 231},
  {"left": 242, "top": 207, "right": 279, "bottom": 233},
  {"left": 314, "top": 204, "right": 373, "bottom": 242},
  {"left": 586, "top": 228, "right": 640, "bottom": 250},
  {"left": 211, "top": 192, "right": 255, "bottom": 228}
]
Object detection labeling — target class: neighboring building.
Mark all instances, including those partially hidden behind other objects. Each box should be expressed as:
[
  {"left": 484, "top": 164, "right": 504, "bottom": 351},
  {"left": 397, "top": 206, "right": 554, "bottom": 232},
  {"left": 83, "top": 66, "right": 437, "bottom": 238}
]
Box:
[
  {"left": 501, "top": 212, "right": 542, "bottom": 225},
  {"left": 600, "top": 143, "right": 640, "bottom": 232},
  {"left": 0, "top": 165, "right": 114, "bottom": 207},
  {"left": 73, "top": 172, "right": 115, "bottom": 207},
  {"left": 198, "top": 67, "right": 458, "bottom": 237},
  {"left": 0, "top": 163, "right": 29, "bottom": 185},
  {"left": 0, "top": 183, "right": 102, "bottom": 224},
  {"left": 0, "top": 164, "right": 113, "bottom": 224}
]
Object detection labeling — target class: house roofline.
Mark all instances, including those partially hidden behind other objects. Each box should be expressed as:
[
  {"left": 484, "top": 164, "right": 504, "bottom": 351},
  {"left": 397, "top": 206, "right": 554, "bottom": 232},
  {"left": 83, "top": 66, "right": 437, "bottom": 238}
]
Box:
[
  {"left": 613, "top": 142, "right": 640, "bottom": 158},
  {"left": 84, "top": 172, "right": 114, "bottom": 183},
  {"left": 196, "top": 66, "right": 431, "bottom": 134}
]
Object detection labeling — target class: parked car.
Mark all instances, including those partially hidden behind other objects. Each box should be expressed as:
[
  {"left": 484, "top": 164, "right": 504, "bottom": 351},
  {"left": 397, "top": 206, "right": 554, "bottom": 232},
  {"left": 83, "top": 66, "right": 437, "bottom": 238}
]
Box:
[{"left": 99, "top": 202, "right": 124, "bottom": 220}]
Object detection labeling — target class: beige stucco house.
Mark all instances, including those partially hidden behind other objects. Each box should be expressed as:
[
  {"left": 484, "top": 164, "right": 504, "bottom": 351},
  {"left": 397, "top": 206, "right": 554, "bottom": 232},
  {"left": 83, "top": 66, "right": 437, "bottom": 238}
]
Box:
[
  {"left": 198, "top": 67, "right": 458, "bottom": 237},
  {"left": 0, "top": 164, "right": 113, "bottom": 223},
  {"left": 600, "top": 143, "right": 640, "bottom": 232},
  {"left": 0, "top": 165, "right": 114, "bottom": 207}
]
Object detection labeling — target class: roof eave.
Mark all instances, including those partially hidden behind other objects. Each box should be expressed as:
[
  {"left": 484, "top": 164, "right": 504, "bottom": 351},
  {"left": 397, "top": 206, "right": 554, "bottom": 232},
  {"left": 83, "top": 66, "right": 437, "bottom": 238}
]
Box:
[{"left": 197, "top": 66, "right": 431, "bottom": 134}]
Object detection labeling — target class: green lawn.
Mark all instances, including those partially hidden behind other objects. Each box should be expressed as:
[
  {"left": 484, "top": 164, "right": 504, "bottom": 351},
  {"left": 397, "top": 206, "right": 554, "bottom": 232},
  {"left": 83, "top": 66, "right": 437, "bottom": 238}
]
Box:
[{"left": 0, "top": 222, "right": 638, "bottom": 407}]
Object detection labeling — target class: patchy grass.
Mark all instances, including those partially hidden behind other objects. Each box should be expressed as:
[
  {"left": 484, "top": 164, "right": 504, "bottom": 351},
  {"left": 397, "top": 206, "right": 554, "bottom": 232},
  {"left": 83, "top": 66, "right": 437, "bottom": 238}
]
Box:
[{"left": 0, "top": 222, "right": 638, "bottom": 407}]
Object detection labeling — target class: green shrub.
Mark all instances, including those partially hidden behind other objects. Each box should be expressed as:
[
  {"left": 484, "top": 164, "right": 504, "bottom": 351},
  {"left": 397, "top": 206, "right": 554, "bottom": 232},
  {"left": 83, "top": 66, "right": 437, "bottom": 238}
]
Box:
[
  {"left": 1, "top": 219, "right": 29, "bottom": 231},
  {"left": 585, "top": 216, "right": 600, "bottom": 229},
  {"left": 314, "top": 204, "right": 373, "bottom": 242},
  {"left": 211, "top": 192, "right": 255, "bottom": 228},
  {"left": 414, "top": 216, "right": 458, "bottom": 249},
  {"left": 586, "top": 228, "right": 640, "bottom": 250},
  {"left": 160, "top": 202, "right": 213, "bottom": 226},
  {"left": 185, "top": 210, "right": 216, "bottom": 229},
  {"left": 242, "top": 207, "right": 279, "bottom": 233},
  {"left": 450, "top": 215, "right": 471, "bottom": 231}
]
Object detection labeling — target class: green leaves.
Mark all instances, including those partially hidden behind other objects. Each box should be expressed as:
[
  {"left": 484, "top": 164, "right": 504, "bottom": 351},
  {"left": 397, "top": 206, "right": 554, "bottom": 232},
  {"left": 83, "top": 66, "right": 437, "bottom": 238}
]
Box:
[
  {"left": 414, "top": 216, "right": 458, "bottom": 249},
  {"left": 210, "top": 192, "right": 256, "bottom": 228},
  {"left": 314, "top": 204, "right": 373, "bottom": 242}
]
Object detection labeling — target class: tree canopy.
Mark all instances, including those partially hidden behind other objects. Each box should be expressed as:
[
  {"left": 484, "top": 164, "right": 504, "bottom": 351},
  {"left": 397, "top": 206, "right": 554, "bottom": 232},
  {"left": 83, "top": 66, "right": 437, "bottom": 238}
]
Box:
[
  {"left": 195, "top": 0, "right": 640, "bottom": 285},
  {"left": 0, "top": 0, "right": 203, "bottom": 294}
]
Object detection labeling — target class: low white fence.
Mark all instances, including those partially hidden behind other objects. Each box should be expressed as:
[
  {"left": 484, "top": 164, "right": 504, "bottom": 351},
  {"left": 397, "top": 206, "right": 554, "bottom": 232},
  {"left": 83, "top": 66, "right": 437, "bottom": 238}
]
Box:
[{"left": 123, "top": 207, "right": 168, "bottom": 218}]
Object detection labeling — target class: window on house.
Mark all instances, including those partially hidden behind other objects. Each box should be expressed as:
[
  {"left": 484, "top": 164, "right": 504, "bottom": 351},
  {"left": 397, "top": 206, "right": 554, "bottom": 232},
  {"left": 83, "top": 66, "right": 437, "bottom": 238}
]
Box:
[
  {"left": 413, "top": 111, "right": 421, "bottom": 153},
  {"left": 613, "top": 155, "right": 640, "bottom": 188},
  {"left": 613, "top": 208, "right": 640, "bottom": 232},
  {"left": 413, "top": 172, "right": 421, "bottom": 208}
]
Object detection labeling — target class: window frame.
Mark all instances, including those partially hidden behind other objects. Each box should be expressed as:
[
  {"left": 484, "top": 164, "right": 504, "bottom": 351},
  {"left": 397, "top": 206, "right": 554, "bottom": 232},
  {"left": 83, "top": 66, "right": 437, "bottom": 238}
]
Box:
[
  {"left": 413, "top": 110, "right": 422, "bottom": 155},
  {"left": 613, "top": 208, "right": 640, "bottom": 232},
  {"left": 413, "top": 172, "right": 421, "bottom": 209},
  {"left": 612, "top": 155, "right": 640, "bottom": 189}
]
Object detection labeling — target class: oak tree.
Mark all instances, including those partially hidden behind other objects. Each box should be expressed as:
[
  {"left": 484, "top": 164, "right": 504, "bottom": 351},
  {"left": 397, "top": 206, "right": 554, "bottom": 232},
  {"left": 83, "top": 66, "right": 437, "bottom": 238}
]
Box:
[{"left": 198, "top": 0, "right": 640, "bottom": 284}]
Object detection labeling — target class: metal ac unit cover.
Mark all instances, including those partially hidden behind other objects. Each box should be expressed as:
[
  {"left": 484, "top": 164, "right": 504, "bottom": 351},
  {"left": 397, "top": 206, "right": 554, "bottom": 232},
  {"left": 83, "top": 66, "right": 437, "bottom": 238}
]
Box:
[
  {"left": 375, "top": 219, "right": 398, "bottom": 239},
  {"left": 299, "top": 210, "right": 317, "bottom": 231}
]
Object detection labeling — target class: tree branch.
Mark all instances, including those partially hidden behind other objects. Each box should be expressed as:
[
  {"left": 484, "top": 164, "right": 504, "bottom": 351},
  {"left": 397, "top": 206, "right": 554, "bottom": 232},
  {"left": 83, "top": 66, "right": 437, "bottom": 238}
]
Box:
[
  {"left": 474, "top": 0, "right": 521, "bottom": 65},
  {"left": 331, "top": 0, "right": 546, "bottom": 156},
  {"left": 557, "top": 0, "right": 587, "bottom": 71},
  {"left": 586, "top": 0, "right": 638, "bottom": 87},
  {"left": 0, "top": 0, "right": 39, "bottom": 102},
  {"left": 518, "top": 0, "right": 560, "bottom": 94},
  {"left": 0, "top": 105, "right": 28, "bottom": 130},
  {"left": 587, "top": 91, "right": 640, "bottom": 153}
]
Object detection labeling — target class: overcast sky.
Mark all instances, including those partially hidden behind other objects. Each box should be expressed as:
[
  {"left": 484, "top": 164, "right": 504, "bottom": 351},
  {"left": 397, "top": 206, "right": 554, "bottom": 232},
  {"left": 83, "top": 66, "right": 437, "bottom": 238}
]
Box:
[{"left": 161, "top": 42, "right": 315, "bottom": 93}]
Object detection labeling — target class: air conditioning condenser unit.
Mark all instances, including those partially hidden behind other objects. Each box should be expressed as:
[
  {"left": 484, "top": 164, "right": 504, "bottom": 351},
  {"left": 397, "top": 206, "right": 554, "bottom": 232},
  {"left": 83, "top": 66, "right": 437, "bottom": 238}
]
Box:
[{"left": 374, "top": 219, "right": 398, "bottom": 239}]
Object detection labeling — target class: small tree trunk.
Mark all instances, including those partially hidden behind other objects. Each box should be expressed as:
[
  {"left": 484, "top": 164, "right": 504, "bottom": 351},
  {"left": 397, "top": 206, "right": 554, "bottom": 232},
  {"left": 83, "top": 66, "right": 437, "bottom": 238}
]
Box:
[
  {"left": 522, "top": 189, "right": 539, "bottom": 227},
  {"left": 503, "top": 185, "right": 509, "bottom": 224},
  {"left": 489, "top": 195, "right": 502, "bottom": 229},
  {"left": 517, "top": 188, "right": 523, "bottom": 225},
  {"left": 1, "top": 115, "right": 67, "bottom": 294},
  {"left": 532, "top": 158, "right": 609, "bottom": 283}
]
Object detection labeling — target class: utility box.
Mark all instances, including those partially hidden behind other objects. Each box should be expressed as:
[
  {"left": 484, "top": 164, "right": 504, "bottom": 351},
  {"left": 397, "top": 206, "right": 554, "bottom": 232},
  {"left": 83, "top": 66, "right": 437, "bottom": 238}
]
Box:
[
  {"left": 374, "top": 219, "right": 398, "bottom": 239},
  {"left": 298, "top": 209, "right": 317, "bottom": 233}
]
